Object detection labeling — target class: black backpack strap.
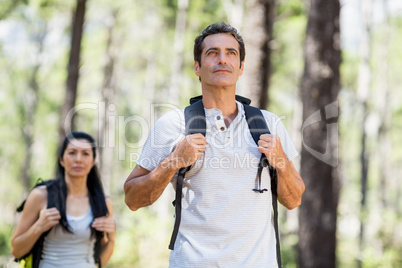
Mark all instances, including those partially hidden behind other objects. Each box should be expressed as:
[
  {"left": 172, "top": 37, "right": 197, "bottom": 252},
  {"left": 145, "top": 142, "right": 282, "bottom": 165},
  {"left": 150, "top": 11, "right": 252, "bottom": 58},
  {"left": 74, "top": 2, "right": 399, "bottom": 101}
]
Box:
[
  {"left": 271, "top": 174, "right": 281, "bottom": 267},
  {"left": 243, "top": 104, "right": 281, "bottom": 268},
  {"left": 29, "top": 181, "right": 57, "bottom": 268},
  {"left": 169, "top": 99, "right": 206, "bottom": 250},
  {"left": 190, "top": 95, "right": 251, "bottom": 106},
  {"left": 169, "top": 97, "right": 282, "bottom": 267},
  {"left": 168, "top": 166, "right": 190, "bottom": 250},
  {"left": 185, "top": 98, "right": 206, "bottom": 136},
  {"left": 46, "top": 181, "right": 57, "bottom": 209},
  {"left": 94, "top": 231, "right": 103, "bottom": 268}
]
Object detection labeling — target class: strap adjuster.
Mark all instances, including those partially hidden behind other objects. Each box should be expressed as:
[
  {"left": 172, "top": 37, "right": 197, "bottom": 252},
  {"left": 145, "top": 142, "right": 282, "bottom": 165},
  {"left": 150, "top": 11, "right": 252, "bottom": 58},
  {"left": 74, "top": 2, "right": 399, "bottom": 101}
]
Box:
[{"left": 253, "top": 188, "right": 268, "bottom": 193}]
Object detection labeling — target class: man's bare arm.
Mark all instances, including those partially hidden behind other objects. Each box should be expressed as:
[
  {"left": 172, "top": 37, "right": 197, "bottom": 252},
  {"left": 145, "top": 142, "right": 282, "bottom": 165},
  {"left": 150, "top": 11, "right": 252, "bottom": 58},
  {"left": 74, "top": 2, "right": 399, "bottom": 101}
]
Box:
[
  {"left": 124, "top": 157, "right": 181, "bottom": 211},
  {"left": 275, "top": 160, "right": 305, "bottom": 210},
  {"left": 124, "top": 134, "right": 207, "bottom": 211},
  {"left": 258, "top": 134, "right": 305, "bottom": 210}
]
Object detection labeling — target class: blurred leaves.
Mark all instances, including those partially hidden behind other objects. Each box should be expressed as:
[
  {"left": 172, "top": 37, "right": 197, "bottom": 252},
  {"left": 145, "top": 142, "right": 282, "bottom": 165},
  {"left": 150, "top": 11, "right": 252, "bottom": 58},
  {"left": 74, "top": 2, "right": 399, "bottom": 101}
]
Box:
[{"left": 1, "top": 0, "right": 402, "bottom": 267}]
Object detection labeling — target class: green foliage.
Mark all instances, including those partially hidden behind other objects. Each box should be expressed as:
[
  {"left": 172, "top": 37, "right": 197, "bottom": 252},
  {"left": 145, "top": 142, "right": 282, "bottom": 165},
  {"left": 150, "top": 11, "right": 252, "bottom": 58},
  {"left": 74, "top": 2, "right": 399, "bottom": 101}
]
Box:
[
  {"left": 0, "top": 224, "right": 13, "bottom": 256},
  {"left": 109, "top": 204, "right": 172, "bottom": 268},
  {"left": 269, "top": 1, "right": 306, "bottom": 128},
  {"left": 277, "top": 0, "right": 305, "bottom": 18},
  {"left": 1, "top": 0, "right": 402, "bottom": 267},
  {"left": 0, "top": 0, "right": 28, "bottom": 20}
]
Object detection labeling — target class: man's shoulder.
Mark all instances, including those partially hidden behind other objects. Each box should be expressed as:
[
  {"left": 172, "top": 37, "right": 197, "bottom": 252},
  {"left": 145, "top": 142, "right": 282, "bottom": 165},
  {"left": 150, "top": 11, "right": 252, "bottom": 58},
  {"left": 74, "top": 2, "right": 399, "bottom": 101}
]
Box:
[
  {"left": 259, "top": 109, "right": 280, "bottom": 121},
  {"left": 147, "top": 109, "right": 186, "bottom": 143},
  {"left": 154, "top": 108, "right": 184, "bottom": 127}
]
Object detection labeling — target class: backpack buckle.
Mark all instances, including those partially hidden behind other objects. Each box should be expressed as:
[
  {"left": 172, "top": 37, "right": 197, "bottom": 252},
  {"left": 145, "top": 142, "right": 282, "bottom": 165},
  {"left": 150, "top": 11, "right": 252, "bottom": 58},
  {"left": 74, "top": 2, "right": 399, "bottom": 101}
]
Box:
[{"left": 253, "top": 188, "right": 268, "bottom": 193}]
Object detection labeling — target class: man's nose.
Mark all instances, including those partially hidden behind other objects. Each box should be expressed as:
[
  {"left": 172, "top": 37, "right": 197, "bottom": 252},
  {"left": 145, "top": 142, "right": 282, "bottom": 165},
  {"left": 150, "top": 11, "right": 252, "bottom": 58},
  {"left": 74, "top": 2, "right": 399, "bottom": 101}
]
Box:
[{"left": 218, "top": 52, "right": 227, "bottom": 65}]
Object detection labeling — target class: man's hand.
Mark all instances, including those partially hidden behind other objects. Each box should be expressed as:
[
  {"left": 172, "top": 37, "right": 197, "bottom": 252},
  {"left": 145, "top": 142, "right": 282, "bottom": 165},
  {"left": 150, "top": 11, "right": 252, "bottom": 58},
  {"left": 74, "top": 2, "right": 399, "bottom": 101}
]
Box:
[
  {"left": 169, "top": 133, "right": 207, "bottom": 169},
  {"left": 258, "top": 134, "right": 305, "bottom": 209},
  {"left": 124, "top": 133, "right": 207, "bottom": 211},
  {"left": 257, "top": 134, "right": 288, "bottom": 169}
]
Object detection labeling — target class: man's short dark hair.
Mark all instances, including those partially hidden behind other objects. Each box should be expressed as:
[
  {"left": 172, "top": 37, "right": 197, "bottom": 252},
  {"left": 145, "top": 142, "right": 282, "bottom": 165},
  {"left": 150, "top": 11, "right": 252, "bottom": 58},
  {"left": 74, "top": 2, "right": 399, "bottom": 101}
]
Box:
[{"left": 194, "top": 22, "right": 245, "bottom": 67}]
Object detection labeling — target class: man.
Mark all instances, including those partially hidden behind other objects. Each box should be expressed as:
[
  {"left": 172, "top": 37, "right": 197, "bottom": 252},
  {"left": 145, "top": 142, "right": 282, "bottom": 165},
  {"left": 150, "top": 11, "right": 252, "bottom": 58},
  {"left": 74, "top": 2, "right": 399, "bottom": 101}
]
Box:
[{"left": 124, "top": 22, "right": 305, "bottom": 267}]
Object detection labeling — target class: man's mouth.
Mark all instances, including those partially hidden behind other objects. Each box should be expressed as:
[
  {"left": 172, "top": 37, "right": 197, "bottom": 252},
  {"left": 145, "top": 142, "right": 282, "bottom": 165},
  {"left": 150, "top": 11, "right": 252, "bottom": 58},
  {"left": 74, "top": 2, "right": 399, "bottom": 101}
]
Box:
[
  {"left": 212, "top": 65, "right": 233, "bottom": 73},
  {"left": 213, "top": 68, "right": 231, "bottom": 73}
]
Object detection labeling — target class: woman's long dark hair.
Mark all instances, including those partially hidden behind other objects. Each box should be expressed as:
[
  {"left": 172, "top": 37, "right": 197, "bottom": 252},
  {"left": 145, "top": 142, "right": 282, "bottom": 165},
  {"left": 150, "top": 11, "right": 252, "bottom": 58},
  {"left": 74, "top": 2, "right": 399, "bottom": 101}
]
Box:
[{"left": 54, "top": 131, "right": 109, "bottom": 234}]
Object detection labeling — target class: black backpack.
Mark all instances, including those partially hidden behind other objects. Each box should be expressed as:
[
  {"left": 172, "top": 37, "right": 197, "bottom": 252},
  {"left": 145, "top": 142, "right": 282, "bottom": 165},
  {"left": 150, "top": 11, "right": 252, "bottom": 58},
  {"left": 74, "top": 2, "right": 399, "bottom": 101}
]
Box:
[
  {"left": 168, "top": 95, "right": 282, "bottom": 267},
  {"left": 15, "top": 180, "right": 103, "bottom": 268}
]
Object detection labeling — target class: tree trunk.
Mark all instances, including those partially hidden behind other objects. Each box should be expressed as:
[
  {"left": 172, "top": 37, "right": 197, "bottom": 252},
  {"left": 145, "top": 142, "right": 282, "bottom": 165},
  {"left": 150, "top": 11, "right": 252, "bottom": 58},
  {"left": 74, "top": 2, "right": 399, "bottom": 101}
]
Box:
[
  {"left": 298, "top": 1, "right": 341, "bottom": 268},
  {"left": 168, "top": 0, "right": 188, "bottom": 105},
  {"left": 241, "top": 0, "right": 275, "bottom": 109},
  {"left": 20, "top": 65, "right": 40, "bottom": 191},
  {"left": 377, "top": 0, "right": 390, "bottom": 211},
  {"left": 98, "top": 9, "right": 119, "bottom": 195},
  {"left": 58, "top": 0, "right": 86, "bottom": 145},
  {"left": 357, "top": 0, "right": 372, "bottom": 267},
  {"left": 377, "top": 0, "right": 391, "bottom": 256},
  {"left": 19, "top": 22, "right": 47, "bottom": 191}
]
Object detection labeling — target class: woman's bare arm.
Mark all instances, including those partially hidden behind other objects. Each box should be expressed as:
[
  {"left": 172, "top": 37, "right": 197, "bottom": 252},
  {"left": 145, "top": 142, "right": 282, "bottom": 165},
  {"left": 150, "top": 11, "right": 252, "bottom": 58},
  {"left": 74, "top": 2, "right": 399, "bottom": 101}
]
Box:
[
  {"left": 93, "top": 197, "right": 116, "bottom": 266},
  {"left": 11, "top": 186, "right": 61, "bottom": 258}
]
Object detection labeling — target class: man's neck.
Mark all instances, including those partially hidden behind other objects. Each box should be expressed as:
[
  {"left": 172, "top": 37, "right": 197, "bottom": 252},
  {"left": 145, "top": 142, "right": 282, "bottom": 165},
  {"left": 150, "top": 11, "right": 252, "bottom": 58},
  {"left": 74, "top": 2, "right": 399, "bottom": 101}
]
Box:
[{"left": 201, "top": 87, "right": 238, "bottom": 124}]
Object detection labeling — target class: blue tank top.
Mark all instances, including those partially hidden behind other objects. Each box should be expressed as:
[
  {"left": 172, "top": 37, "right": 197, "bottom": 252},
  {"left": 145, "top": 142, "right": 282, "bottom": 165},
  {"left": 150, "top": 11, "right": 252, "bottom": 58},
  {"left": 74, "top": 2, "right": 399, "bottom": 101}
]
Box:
[{"left": 40, "top": 208, "right": 96, "bottom": 268}]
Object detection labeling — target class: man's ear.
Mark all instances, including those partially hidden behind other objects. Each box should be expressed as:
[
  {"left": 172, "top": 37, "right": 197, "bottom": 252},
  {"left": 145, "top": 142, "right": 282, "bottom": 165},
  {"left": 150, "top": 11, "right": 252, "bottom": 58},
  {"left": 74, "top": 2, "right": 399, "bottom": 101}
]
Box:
[
  {"left": 239, "top": 61, "right": 245, "bottom": 75},
  {"left": 194, "top": 61, "right": 201, "bottom": 77}
]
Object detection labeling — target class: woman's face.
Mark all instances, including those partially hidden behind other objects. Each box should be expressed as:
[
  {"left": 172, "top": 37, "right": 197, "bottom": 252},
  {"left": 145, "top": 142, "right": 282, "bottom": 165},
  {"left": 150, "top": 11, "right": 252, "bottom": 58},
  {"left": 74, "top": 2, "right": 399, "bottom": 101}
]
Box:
[{"left": 59, "top": 139, "right": 95, "bottom": 179}]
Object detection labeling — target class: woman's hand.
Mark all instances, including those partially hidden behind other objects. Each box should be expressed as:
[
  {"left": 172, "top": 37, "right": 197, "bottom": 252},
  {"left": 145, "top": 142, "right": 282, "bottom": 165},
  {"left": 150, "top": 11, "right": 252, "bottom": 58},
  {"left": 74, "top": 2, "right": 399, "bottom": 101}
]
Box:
[
  {"left": 35, "top": 207, "right": 61, "bottom": 233},
  {"left": 92, "top": 216, "right": 116, "bottom": 242}
]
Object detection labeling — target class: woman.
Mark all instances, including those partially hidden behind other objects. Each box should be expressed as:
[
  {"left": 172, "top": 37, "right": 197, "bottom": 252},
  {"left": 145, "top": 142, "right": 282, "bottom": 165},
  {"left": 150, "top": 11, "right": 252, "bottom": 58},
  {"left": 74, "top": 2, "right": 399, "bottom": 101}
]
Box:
[{"left": 11, "top": 132, "right": 115, "bottom": 268}]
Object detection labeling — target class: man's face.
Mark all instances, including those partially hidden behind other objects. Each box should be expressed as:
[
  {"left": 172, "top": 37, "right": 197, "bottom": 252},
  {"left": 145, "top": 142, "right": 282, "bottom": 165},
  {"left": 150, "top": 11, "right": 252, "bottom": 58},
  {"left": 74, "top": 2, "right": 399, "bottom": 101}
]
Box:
[{"left": 194, "top": 33, "right": 244, "bottom": 88}]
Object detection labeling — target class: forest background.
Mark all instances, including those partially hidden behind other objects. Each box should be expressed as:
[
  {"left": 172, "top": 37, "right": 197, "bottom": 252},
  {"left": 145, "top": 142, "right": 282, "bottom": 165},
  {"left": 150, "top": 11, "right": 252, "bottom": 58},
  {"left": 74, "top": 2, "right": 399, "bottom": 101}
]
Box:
[{"left": 0, "top": 0, "right": 401, "bottom": 267}]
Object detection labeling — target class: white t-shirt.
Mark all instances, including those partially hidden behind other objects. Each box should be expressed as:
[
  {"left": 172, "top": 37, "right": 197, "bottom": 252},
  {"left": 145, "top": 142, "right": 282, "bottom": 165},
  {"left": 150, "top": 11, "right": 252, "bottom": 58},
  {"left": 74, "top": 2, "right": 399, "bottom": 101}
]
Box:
[
  {"left": 40, "top": 208, "right": 96, "bottom": 268},
  {"left": 137, "top": 101, "right": 298, "bottom": 268}
]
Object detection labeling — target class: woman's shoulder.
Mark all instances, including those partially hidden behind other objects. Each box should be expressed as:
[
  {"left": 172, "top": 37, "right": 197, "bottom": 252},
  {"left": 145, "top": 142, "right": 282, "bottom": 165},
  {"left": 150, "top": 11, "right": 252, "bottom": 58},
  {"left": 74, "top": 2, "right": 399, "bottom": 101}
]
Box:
[
  {"left": 30, "top": 180, "right": 58, "bottom": 199},
  {"left": 21, "top": 185, "right": 48, "bottom": 213},
  {"left": 28, "top": 185, "right": 48, "bottom": 203}
]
